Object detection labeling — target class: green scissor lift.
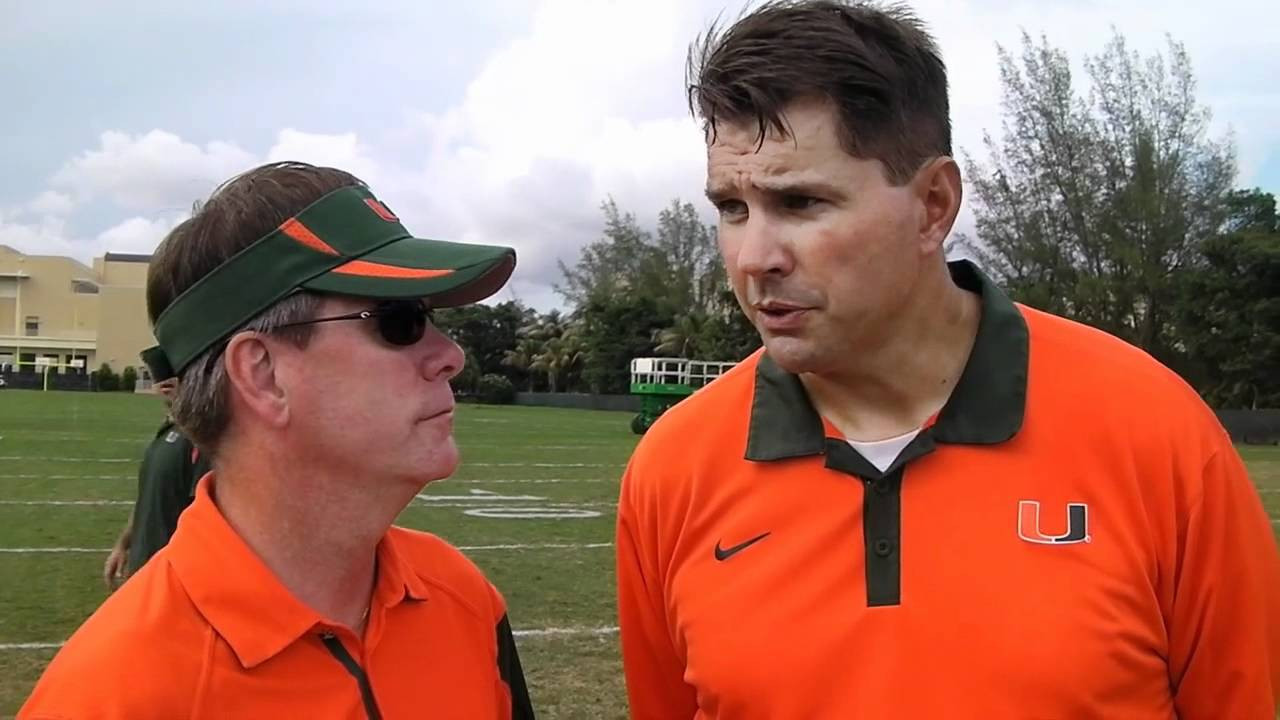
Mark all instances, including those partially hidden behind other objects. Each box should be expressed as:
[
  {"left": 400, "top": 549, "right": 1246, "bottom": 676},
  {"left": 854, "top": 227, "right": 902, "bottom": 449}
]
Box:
[{"left": 628, "top": 357, "right": 738, "bottom": 434}]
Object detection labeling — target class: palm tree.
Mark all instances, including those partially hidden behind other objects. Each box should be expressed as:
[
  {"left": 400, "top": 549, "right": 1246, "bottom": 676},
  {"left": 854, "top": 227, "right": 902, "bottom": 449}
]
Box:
[
  {"left": 653, "top": 312, "right": 706, "bottom": 358},
  {"left": 531, "top": 329, "right": 584, "bottom": 394},
  {"left": 501, "top": 337, "right": 541, "bottom": 391}
]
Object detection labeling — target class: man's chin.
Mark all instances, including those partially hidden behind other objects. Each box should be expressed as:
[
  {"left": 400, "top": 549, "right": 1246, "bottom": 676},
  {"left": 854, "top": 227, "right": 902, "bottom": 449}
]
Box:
[{"left": 761, "top": 337, "right": 823, "bottom": 375}]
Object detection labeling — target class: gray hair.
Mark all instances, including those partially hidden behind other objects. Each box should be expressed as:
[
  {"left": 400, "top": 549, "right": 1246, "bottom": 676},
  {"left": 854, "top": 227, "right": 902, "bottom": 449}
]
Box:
[{"left": 170, "top": 291, "right": 322, "bottom": 457}]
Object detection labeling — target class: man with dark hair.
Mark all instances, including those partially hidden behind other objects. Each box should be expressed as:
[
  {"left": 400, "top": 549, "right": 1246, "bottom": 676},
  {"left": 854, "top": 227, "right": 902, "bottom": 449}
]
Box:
[
  {"left": 615, "top": 2, "right": 1280, "bottom": 718},
  {"left": 102, "top": 348, "right": 211, "bottom": 589},
  {"left": 23, "top": 161, "right": 535, "bottom": 718}
]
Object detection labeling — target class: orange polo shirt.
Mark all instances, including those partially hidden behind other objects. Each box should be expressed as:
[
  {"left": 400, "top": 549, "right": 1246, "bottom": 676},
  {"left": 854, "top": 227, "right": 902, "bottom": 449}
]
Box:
[
  {"left": 21, "top": 475, "right": 534, "bottom": 719},
  {"left": 616, "top": 260, "right": 1280, "bottom": 719}
]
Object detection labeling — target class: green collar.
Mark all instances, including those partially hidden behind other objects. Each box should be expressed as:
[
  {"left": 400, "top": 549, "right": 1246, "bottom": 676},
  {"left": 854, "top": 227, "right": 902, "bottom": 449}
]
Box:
[{"left": 745, "top": 259, "right": 1029, "bottom": 462}]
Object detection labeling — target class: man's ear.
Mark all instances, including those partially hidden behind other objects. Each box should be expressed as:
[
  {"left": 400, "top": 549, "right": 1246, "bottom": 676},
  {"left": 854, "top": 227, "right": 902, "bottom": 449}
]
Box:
[
  {"left": 914, "top": 156, "right": 963, "bottom": 254},
  {"left": 223, "top": 332, "right": 289, "bottom": 429}
]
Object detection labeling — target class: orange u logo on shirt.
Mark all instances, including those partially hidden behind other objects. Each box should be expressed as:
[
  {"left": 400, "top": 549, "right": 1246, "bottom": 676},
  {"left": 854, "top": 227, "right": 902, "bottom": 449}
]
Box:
[{"left": 1018, "top": 501, "right": 1090, "bottom": 544}]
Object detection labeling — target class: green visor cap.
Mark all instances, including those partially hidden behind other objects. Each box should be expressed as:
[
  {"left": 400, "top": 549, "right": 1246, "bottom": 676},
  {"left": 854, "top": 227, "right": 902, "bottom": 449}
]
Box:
[
  {"left": 140, "top": 345, "right": 176, "bottom": 382},
  {"left": 151, "top": 186, "right": 516, "bottom": 374}
]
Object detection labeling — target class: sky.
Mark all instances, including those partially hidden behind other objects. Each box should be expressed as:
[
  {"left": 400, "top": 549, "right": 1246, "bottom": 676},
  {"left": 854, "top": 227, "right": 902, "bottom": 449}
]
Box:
[{"left": 2, "top": 0, "right": 1276, "bottom": 311}]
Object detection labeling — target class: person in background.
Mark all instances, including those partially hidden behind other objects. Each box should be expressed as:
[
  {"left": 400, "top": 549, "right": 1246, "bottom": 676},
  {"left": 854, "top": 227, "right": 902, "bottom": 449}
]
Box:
[{"left": 102, "top": 347, "right": 210, "bottom": 589}]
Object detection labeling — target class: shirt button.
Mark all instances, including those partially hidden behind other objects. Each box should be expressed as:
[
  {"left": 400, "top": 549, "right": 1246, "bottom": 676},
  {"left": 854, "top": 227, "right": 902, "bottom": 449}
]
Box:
[{"left": 873, "top": 539, "right": 893, "bottom": 557}]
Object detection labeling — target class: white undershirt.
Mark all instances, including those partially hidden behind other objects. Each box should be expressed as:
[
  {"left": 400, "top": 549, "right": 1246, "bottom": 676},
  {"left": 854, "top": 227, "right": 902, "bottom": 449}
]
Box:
[{"left": 846, "top": 428, "right": 922, "bottom": 473}]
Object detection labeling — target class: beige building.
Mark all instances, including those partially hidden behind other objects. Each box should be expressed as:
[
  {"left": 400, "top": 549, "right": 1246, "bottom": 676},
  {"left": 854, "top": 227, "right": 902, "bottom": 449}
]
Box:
[{"left": 0, "top": 244, "right": 154, "bottom": 380}]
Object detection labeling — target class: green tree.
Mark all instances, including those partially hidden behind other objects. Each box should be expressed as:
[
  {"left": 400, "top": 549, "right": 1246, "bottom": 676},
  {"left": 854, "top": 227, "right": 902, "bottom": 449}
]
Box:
[
  {"left": 434, "top": 301, "right": 531, "bottom": 391},
  {"left": 501, "top": 336, "right": 542, "bottom": 391},
  {"left": 653, "top": 312, "right": 707, "bottom": 358},
  {"left": 957, "top": 30, "right": 1235, "bottom": 367},
  {"left": 699, "top": 288, "right": 762, "bottom": 361},
  {"left": 1175, "top": 189, "right": 1280, "bottom": 408},
  {"left": 120, "top": 366, "right": 138, "bottom": 392},
  {"left": 555, "top": 198, "right": 664, "bottom": 308},
  {"left": 95, "top": 363, "right": 118, "bottom": 392},
  {"left": 530, "top": 326, "right": 584, "bottom": 394},
  {"left": 577, "top": 295, "right": 672, "bottom": 394}
]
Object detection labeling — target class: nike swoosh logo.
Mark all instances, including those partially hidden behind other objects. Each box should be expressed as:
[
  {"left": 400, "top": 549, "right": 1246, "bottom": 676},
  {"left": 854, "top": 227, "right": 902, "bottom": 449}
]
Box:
[{"left": 714, "top": 532, "right": 771, "bottom": 561}]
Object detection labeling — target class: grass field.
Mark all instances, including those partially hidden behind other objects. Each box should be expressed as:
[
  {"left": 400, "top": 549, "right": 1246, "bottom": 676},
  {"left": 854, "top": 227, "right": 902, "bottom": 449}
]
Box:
[{"left": 0, "top": 389, "right": 1277, "bottom": 718}]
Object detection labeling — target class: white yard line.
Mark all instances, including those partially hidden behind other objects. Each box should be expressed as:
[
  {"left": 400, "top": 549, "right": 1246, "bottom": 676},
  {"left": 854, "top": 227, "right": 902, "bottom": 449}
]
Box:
[
  {"left": 458, "top": 542, "right": 612, "bottom": 551},
  {"left": 512, "top": 626, "right": 619, "bottom": 638},
  {"left": 0, "top": 500, "right": 132, "bottom": 506},
  {"left": 467, "top": 463, "right": 624, "bottom": 468},
  {"left": 0, "top": 475, "right": 610, "bottom": 483},
  {"left": 461, "top": 445, "right": 615, "bottom": 451},
  {"left": 0, "top": 499, "right": 617, "bottom": 510},
  {"left": 412, "top": 501, "right": 617, "bottom": 509},
  {"left": 447, "top": 478, "right": 610, "bottom": 484},
  {"left": 0, "top": 643, "right": 63, "bottom": 650},
  {"left": 416, "top": 493, "right": 547, "bottom": 502},
  {"left": 0, "top": 542, "right": 614, "bottom": 554},
  {"left": 0, "top": 547, "right": 111, "bottom": 553},
  {"left": 0, "top": 475, "right": 133, "bottom": 480},
  {"left": 0, "top": 625, "right": 620, "bottom": 651},
  {"left": 0, "top": 457, "right": 134, "bottom": 463}
]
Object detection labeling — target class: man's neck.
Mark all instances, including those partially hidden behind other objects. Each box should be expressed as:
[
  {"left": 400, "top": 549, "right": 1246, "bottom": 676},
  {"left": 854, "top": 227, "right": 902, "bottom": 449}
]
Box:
[
  {"left": 801, "top": 267, "right": 981, "bottom": 442},
  {"left": 210, "top": 451, "right": 395, "bottom": 635}
]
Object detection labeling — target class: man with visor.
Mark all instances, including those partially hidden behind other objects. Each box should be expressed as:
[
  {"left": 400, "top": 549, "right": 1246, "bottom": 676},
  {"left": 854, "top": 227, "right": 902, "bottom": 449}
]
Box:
[{"left": 21, "top": 161, "right": 536, "bottom": 719}]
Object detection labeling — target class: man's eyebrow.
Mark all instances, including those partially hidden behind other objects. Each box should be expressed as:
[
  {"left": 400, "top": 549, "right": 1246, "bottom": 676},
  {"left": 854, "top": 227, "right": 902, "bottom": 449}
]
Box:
[
  {"left": 753, "top": 176, "right": 842, "bottom": 197},
  {"left": 706, "top": 177, "right": 842, "bottom": 203}
]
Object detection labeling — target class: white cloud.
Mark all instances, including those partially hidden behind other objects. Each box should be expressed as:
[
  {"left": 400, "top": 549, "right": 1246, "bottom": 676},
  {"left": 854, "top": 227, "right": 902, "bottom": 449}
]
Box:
[
  {"left": 0, "top": 211, "right": 78, "bottom": 258},
  {"left": 389, "top": 0, "right": 721, "bottom": 300},
  {"left": 9, "top": 0, "right": 1277, "bottom": 313},
  {"left": 266, "top": 129, "right": 382, "bottom": 188},
  {"left": 27, "top": 190, "right": 74, "bottom": 216},
  {"left": 97, "top": 216, "right": 184, "bottom": 255},
  {"left": 52, "top": 130, "right": 256, "bottom": 212},
  {"left": 0, "top": 210, "right": 185, "bottom": 263}
]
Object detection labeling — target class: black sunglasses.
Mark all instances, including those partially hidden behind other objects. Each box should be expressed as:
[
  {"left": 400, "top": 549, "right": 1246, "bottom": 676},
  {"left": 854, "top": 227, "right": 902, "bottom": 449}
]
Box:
[{"left": 272, "top": 298, "right": 433, "bottom": 347}]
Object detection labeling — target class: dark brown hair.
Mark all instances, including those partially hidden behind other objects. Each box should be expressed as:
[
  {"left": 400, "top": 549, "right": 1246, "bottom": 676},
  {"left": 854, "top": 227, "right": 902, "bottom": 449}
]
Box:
[
  {"left": 147, "top": 161, "right": 364, "bottom": 454},
  {"left": 687, "top": 0, "right": 951, "bottom": 184}
]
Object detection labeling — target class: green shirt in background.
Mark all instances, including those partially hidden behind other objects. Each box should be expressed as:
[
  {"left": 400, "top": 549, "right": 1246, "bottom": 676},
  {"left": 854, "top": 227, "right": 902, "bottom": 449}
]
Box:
[{"left": 126, "top": 420, "right": 211, "bottom": 573}]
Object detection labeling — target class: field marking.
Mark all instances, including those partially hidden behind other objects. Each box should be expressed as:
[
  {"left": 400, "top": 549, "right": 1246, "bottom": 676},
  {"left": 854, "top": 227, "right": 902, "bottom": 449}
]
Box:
[
  {"left": 0, "top": 643, "right": 63, "bottom": 650},
  {"left": 0, "top": 541, "right": 614, "bottom": 554},
  {"left": 448, "top": 478, "right": 610, "bottom": 484},
  {"left": 416, "top": 501, "right": 617, "bottom": 509},
  {"left": 466, "top": 507, "right": 603, "bottom": 519},
  {"left": 416, "top": 489, "right": 546, "bottom": 502},
  {"left": 512, "top": 626, "right": 619, "bottom": 638},
  {"left": 0, "top": 456, "right": 134, "bottom": 463},
  {"left": 460, "top": 542, "right": 612, "bottom": 551},
  {"left": 0, "top": 626, "right": 621, "bottom": 651},
  {"left": 0, "top": 500, "right": 131, "bottom": 506},
  {"left": 0, "top": 499, "right": 616, "bottom": 510},
  {"left": 0, "top": 437, "right": 148, "bottom": 445},
  {"left": 0, "top": 474, "right": 133, "bottom": 480},
  {"left": 468, "top": 463, "right": 624, "bottom": 468},
  {"left": 462, "top": 445, "right": 616, "bottom": 451},
  {"left": 0, "top": 547, "right": 110, "bottom": 553},
  {"left": 0, "top": 475, "right": 612, "bottom": 484}
]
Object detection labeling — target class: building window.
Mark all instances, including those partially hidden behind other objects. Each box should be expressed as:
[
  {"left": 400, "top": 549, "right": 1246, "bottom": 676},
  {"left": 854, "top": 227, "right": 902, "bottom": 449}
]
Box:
[{"left": 24, "top": 316, "right": 39, "bottom": 337}]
